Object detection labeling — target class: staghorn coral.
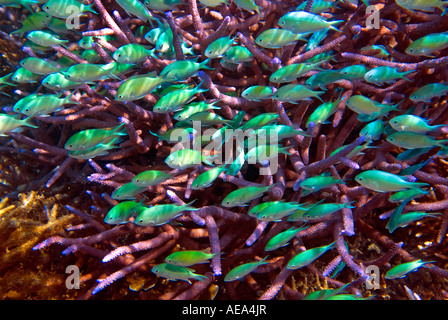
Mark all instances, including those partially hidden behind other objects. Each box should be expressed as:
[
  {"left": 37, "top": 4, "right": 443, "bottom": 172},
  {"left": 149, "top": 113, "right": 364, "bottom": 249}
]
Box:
[{"left": 0, "top": 0, "right": 447, "bottom": 301}]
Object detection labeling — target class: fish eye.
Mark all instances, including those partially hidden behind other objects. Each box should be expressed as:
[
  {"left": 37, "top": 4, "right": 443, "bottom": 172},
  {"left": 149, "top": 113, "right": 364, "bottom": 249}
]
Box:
[
  {"left": 139, "top": 219, "right": 143, "bottom": 223},
  {"left": 280, "top": 21, "right": 285, "bottom": 24},
  {"left": 166, "top": 259, "right": 172, "bottom": 263},
  {"left": 225, "top": 201, "right": 230, "bottom": 205},
  {"left": 392, "top": 120, "right": 398, "bottom": 123},
  {"left": 358, "top": 178, "right": 363, "bottom": 181},
  {"left": 257, "top": 38, "right": 263, "bottom": 42},
  {"left": 118, "top": 95, "right": 122, "bottom": 99}
]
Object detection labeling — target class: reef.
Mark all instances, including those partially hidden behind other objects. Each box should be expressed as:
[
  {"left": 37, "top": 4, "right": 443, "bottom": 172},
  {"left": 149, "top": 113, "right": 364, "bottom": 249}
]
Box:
[{"left": 0, "top": 0, "right": 448, "bottom": 300}]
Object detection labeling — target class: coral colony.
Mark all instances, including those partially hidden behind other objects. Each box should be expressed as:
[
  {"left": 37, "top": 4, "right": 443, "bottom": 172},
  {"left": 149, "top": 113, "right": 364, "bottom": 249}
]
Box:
[{"left": 1, "top": 0, "right": 448, "bottom": 300}]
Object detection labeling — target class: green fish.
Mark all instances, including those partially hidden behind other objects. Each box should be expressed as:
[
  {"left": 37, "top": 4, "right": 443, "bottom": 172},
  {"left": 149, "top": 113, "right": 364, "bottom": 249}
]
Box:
[
  {"left": 199, "top": 0, "right": 229, "bottom": 7},
  {"left": 26, "top": 30, "right": 68, "bottom": 48},
  {"left": 134, "top": 201, "right": 198, "bottom": 226},
  {"left": 67, "top": 138, "right": 121, "bottom": 159},
  {"left": 385, "top": 259, "right": 434, "bottom": 280},
  {"left": 153, "top": 81, "right": 208, "bottom": 113},
  {"left": 386, "top": 131, "right": 448, "bottom": 149},
  {"left": 305, "top": 70, "right": 348, "bottom": 90},
  {"left": 248, "top": 201, "right": 282, "bottom": 217},
  {"left": 265, "top": 226, "right": 309, "bottom": 252},
  {"left": 241, "top": 86, "right": 274, "bottom": 101},
  {"left": 173, "top": 100, "right": 221, "bottom": 121},
  {"left": 165, "top": 148, "right": 215, "bottom": 169},
  {"left": 151, "top": 263, "right": 208, "bottom": 283},
  {"left": 296, "top": 0, "right": 336, "bottom": 13},
  {"left": 272, "top": 84, "right": 324, "bottom": 103},
  {"left": 300, "top": 202, "right": 356, "bottom": 221},
  {"left": 62, "top": 62, "right": 117, "bottom": 82},
  {"left": 131, "top": 170, "right": 172, "bottom": 187},
  {"left": 286, "top": 242, "right": 336, "bottom": 270},
  {"left": 306, "top": 95, "right": 343, "bottom": 127},
  {"left": 144, "top": 27, "right": 164, "bottom": 44},
  {"left": 360, "top": 44, "right": 389, "bottom": 58},
  {"left": 364, "top": 66, "right": 413, "bottom": 85},
  {"left": 306, "top": 29, "right": 329, "bottom": 51},
  {"left": 0, "top": 114, "right": 37, "bottom": 136},
  {"left": 256, "top": 201, "right": 306, "bottom": 222},
  {"left": 222, "top": 45, "right": 253, "bottom": 63},
  {"left": 240, "top": 113, "right": 279, "bottom": 130},
  {"left": 42, "top": 0, "right": 98, "bottom": 18},
  {"left": 41, "top": 72, "right": 83, "bottom": 91},
  {"left": 406, "top": 32, "right": 448, "bottom": 57},
  {"left": 115, "top": 73, "right": 168, "bottom": 102},
  {"left": 64, "top": 123, "right": 127, "bottom": 151},
  {"left": 205, "top": 35, "right": 235, "bottom": 59},
  {"left": 104, "top": 199, "right": 145, "bottom": 225},
  {"left": 388, "top": 188, "right": 429, "bottom": 203},
  {"left": 225, "top": 144, "right": 245, "bottom": 176},
  {"left": 269, "top": 61, "right": 323, "bottom": 83},
  {"left": 155, "top": 26, "right": 173, "bottom": 53},
  {"left": 186, "top": 111, "right": 231, "bottom": 126},
  {"left": 165, "top": 250, "right": 220, "bottom": 266},
  {"left": 409, "top": 82, "right": 448, "bottom": 103},
  {"left": 248, "top": 124, "right": 309, "bottom": 142},
  {"left": 255, "top": 28, "right": 306, "bottom": 49},
  {"left": 296, "top": 173, "right": 344, "bottom": 195},
  {"left": 329, "top": 143, "right": 374, "bottom": 159},
  {"left": 395, "top": 0, "right": 447, "bottom": 14},
  {"left": 355, "top": 170, "right": 429, "bottom": 192},
  {"left": 287, "top": 203, "right": 318, "bottom": 222},
  {"left": 112, "top": 43, "right": 153, "bottom": 64},
  {"left": 143, "top": 0, "right": 184, "bottom": 11},
  {"left": 10, "top": 11, "right": 52, "bottom": 37},
  {"left": 387, "top": 210, "right": 441, "bottom": 232},
  {"left": 149, "top": 127, "right": 196, "bottom": 143},
  {"left": 359, "top": 119, "right": 385, "bottom": 141},
  {"left": 11, "top": 67, "right": 43, "bottom": 84},
  {"left": 278, "top": 11, "right": 343, "bottom": 33},
  {"left": 233, "top": 0, "right": 262, "bottom": 16},
  {"left": 224, "top": 257, "right": 269, "bottom": 282},
  {"left": 111, "top": 182, "right": 147, "bottom": 200},
  {"left": 159, "top": 59, "right": 214, "bottom": 82},
  {"left": 221, "top": 184, "right": 276, "bottom": 207},
  {"left": 115, "top": 0, "right": 154, "bottom": 23},
  {"left": 246, "top": 144, "right": 292, "bottom": 165},
  {"left": 337, "top": 64, "right": 368, "bottom": 80},
  {"left": 346, "top": 95, "right": 400, "bottom": 115},
  {"left": 191, "top": 165, "right": 227, "bottom": 190},
  {"left": 15, "top": 93, "right": 78, "bottom": 117},
  {"left": 389, "top": 115, "right": 445, "bottom": 133},
  {"left": 19, "top": 57, "right": 61, "bottom": 75}
]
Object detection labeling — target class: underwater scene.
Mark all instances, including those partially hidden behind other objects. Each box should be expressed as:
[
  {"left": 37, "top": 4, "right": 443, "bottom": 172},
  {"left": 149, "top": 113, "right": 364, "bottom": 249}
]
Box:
[{"left": 0, "top": 0, "right": 448, "bottom": 301}]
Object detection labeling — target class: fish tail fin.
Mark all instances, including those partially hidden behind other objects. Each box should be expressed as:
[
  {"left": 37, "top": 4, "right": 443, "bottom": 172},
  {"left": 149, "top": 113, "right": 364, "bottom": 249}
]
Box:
[
  {"left": 329, "top": 21, "right": 343, "bottom": 32},
  {"left": 63, "top": 92, "right": 79, "bottom": 104},
  {"left": 411, "top": 182, "right": 430, "bottom": 191},
  {"left": 200, "top": 58, "right": 214, "bottom": 70},
  {"left": 86, "top": 3, "right": 98, "bottom": 14},
  {"left": 279, "top": 146, "right": 292, "bottom": 155},
  {"left": 436, "top": 139, "right": 448, "bottom": 148},
  {"left": 23, "top": 115, "right": 38, "bottom": 128},
  {"left": 194, "top": 274, "right": 209, "bottom": 282}
]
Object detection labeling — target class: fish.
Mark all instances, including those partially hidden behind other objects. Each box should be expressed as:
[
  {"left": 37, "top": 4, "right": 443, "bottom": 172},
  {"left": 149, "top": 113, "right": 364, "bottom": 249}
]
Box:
[
  {"left": 42, "top": 72, "right": 83, "bottom": 90},
  {"left": 406, "top": 32, "right": 448, "bottom": 57},
  {"left": 165, "top": 250, "right": 220, "bottom": 266},
  {"left": 386, "top": 131, "right": 448, "bottom": 149},
  {"left": 0, "top": 114, "right": 37, "bottom": 136},
  {"left": 112, "top": 43, "right": 154, "bottom": 64},
  {"left": 278, "top": 11, "right": 343, "bottom": 33},
  {"left": 359, "top": 119, "right": 385, "bottom": 141},
  {"left": 131, "top": 170, "right": 172, "bottom": 187},
  {"left": 174, "top": 100, "right": 221, "bottom": 121},
  {"left": 165, "top": 148, "right": 215, "bottom": 169},
  {"left": 67, "top": 138, "right": 121, "bottom": 159},
  {"left": 115, "top": 73, "right": 168, "bottom": 102},
  {"left": 199, "top": 0, "right": 229, "bottom": 7},
  {"left": 346, "top": 95, "right": 400, "bottom": 115},
  {"left": 241, "top": 86, "right": 274, "bottom": 101},
  {"left": 222, "top": 45, "right": 253, "bottom": 63},
  {"left": 364, "top": 66, "right": 414, "bottom": 85},
  {"left": 256, "top": 201, "right": 306, "bottom": 222},
  {"left": 221, "top": 184, "right": 277, "bottom": 207},
  {"left": 388, "top": 189, "right": 429, "bottom": 203},
  {"left": 296, "top": 173, "right": 344, "bottom": 195},
  {"left": 11, "top": 67, "right": 43, "bottom": 84},
  {"left": 62, "top": 62, "right": 117, "bottom": 82},
  {"left": 151, "top": 263, "right": 208, "bottom": 283},
  {"left": 409, "top": 83, "right": 448, "bottom": 103},
  {"left": 19, "top": 57, "right": 61, "bottom": 75},
  {"left": 153, "top": 81, "right": 208, "bottom": 113},
  {"left": 134, "top": 201, "right": 198, "bottom": 226},
  {"left": 224, "top": 257, "right": 269, "bottom": 282},
  {"left": 225, "top": 144, "right": 245, "bottom": 176},
  {"left": 233, "top": 0, "right": 262, "bottom": 16},
  {"left": 300, "top": 202, "right": 356, "bottom": 221},
  {"left": 15, "top": 93, "right": 78, "bottom": 117},
  {"left": 360, "top": 44, "right": 389, "bottom": 58},
  {"left": 389, "top": 115, "right": 445, "bottom": 133},
  {"left": 306, "top": 94, "right": 344, "bottom": 127},
  {"left": 42, "top": 0, "right": 98, "bottom": 18},
  {"left": 240, "top": 113, "right": 279, "bottom": 131},
  {"left": 337, "top": 64, "right": 369, "bottom": 80},
  {"left": 111, "top": 182, "right": 147, "bottom": 200},
  {"left": 191, "top": 165, "right": 227, "bottom": 190},
  {"left": 143, "top": 0, "right": 184, "bottom": 11},
  {"left": 355, "top": 170, "right": 429, "bottom": 192},
  {"left": 272, "top": 84, "right": 324, "bottom": 103},
  {"left": 186, "top": 111, "right": 231, "bottom": 126},
  {"left": 387, "top": 209, "right": 442, "bottom": 232},
  {"left": 385, "top": 260, "right": 435, "bottom": 280},
  {"left": 305, "top": 70, "right": 348, "bottom": 90},
  {"left": 104, "top": 199, "right": 145, "bottom": 225},
  {"left": 205, "top": 35, "right": 235, "bottom": 59},
  {"left": 149, "top": 127, "right": 196, "bottom": 143},
  {"left": 264, "top": 226, "right": 309, "bottom": 252},
  {"left": 64, "top": 123, "right": 127, "bottom": 151},
  {"left": 115, "top": 0, "right": 155, "bottom": 23},
  {"left": 286, "top": 242, "right": 336, "bottom": 270},
  {"left": 26, "top": 30, "right": 69, "bottom": 48},
  {"left": 255, "top": 28, "right": 306, "bottom": 49},
  {"left": 395, "top": 0, "right": 447, "bottom": 14},
  {"left": 296, "top": 0, "right": 337, "bottom": 14},
  {"left": 246, "top": 144, "right": 292, "bottom": 165},
  {"left": 269, "top": 62, "right": 323, "bottom": 83},
  {"left": 10, "top": 11, "right": 52, "bottom": 37},
  {"left": 159, "top": 59, "right": 214, "bottom": 82}
]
